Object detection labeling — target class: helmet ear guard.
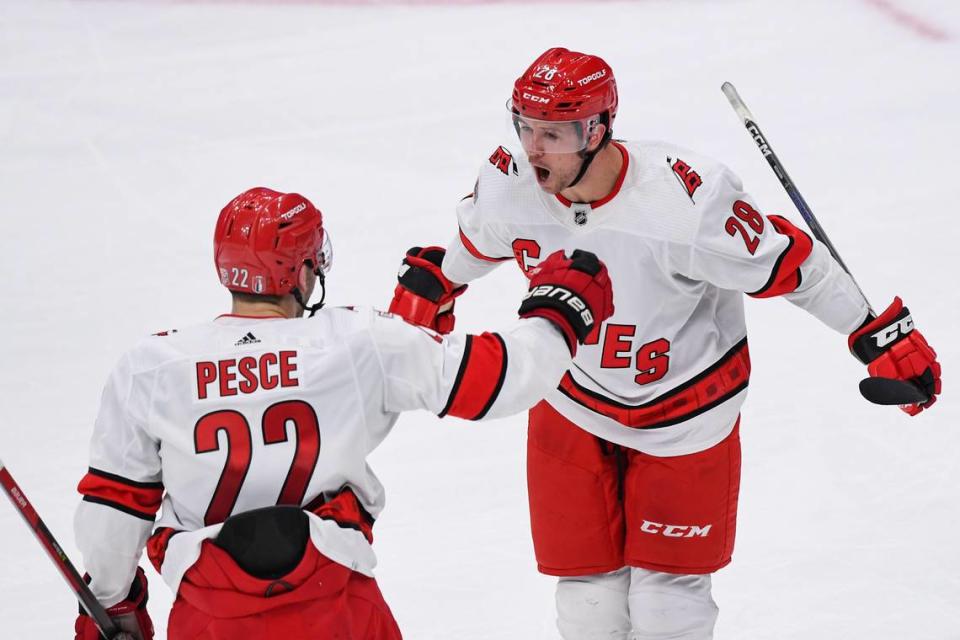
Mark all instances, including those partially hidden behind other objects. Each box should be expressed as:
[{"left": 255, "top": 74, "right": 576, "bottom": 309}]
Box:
[{"left": 291, "top": 260, "right": 327, "bottom": 318}]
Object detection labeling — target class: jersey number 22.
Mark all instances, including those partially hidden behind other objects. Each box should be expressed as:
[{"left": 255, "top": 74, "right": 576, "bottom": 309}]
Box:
[{"left": 194, "top": 400, "right": 320, "bottom": 526}]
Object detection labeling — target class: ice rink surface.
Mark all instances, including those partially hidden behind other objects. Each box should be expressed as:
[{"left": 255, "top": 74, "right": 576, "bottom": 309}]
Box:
[{"left": 1, "top": 0, "right": 958, "bottom": 637}]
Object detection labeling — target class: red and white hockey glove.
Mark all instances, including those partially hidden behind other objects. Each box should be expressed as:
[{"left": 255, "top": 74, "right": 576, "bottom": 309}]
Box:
[
  {"left": 518, "top": 249, "right": 615, "bottom": 356},
  {"left": 389, "top": 246, "right": 467, "bottom": 335},
  {"left": 848, "top": 297, "right": 941, "bottom": 416},
  {"left": 75, "top": 567, "right": 154, "bottom": 640}
]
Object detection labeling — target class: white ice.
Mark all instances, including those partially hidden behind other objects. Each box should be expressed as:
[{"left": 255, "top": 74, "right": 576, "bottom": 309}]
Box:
[{"left": 1, "top": 0, "right": 958, "bottom": 637}]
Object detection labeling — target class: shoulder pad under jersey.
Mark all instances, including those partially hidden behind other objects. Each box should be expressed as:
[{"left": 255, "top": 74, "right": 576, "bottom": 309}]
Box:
[
  {"left": 632, "top": 140, "right": 729, "bottom": 206},
  {"left": 327, "top": 305, "right": 361, "bottom": 314},
  {"left": 319, "top": 305, "right": 373, "bottom": 329},
  {"left": 372, "top": 308, "right": 445, "bottom": 343}
]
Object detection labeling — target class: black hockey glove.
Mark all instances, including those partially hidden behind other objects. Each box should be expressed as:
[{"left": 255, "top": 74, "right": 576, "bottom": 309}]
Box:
[{"left": 518, "top": 249, "right": 615, "bottom": 355}]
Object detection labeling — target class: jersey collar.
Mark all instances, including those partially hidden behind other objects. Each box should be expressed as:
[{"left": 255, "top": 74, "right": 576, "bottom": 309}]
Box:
[
  {"left": 215, "top": 313, "right": 286, "bottom": 322},
  {"left": 554, "top": 141, "right": 629, "bottom": 210}
]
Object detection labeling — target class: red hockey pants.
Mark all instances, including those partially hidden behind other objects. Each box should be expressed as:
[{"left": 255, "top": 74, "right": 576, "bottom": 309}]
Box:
[
  {"left": 167, "top": 540, "right": 401, "bottom": 639},
  {"left": 528, "top": 401, "right": 741, "bottom": 576}
]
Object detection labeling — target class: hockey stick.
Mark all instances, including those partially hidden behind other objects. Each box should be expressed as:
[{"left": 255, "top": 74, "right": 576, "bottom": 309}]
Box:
[
  {"left": 0, "top": 457, "right": 123, "bottom": 639},
  {"left": 721, "top": 83, "right": 931, "bottom": 406},
  {"left": 721, "top": 82, "right": 874, "bottom": 316}
]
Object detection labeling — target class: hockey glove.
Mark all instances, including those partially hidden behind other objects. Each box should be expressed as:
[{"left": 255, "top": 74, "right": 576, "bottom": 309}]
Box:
[
  {"left": 389, "top": 246, "right": 467, "bottom": 335},
  {"left": 518, "top": 249, "right": 615, "bottom": 356},
  {"left": 848, "top": 297, "right": 941, "bottom": 416},
  {"left": 75, "top": 567, "right": 154, "bottom": 640}
]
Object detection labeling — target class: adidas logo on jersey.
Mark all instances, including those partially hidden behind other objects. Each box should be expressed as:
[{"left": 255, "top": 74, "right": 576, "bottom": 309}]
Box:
[{"left": 235, "top": 332, "right": 261, "bottom": 346}]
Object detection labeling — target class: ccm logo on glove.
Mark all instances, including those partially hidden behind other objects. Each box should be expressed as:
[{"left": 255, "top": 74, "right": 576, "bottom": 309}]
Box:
[
  {"left": 849, "top": 297, "right": 941, "bottom": 416},
  {"left": 522, "top": 285, "right": 595, "bottom": 329},
  {"left": 871, "top": 315, "right": 914, "bottom": 348}
]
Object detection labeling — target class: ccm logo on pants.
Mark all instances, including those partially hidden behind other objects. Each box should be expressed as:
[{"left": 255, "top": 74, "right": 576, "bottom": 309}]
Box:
[{"left": 640, "top": 520, "right": 712, "bottom": 538}]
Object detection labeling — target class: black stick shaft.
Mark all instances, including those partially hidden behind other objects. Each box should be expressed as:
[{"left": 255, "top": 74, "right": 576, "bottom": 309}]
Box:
[
  {"left": 0, "top": 458, "right": 121, "bottom": 638},
  {"left": 721, "top": 82, "right": 874, "bottom": 316}
]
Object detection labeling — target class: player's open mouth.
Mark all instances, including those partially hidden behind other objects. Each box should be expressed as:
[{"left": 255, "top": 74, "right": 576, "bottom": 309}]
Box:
[{"left": 534, "top": 165, "right": 551, "bottom": 184}]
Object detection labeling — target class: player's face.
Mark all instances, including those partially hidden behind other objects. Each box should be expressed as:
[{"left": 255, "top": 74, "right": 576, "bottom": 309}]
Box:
[
  {"left": 526, "top": 147, "right": 588, "bottom": 194},
  {"left": 516, "top": 121, "right": 607, "bottom": 194},
  {"left": 514, "top": 118, "right": 587, "bottom": 155},
  {"left": 513, "top": 119, "right": 581, "bottom": 193}
]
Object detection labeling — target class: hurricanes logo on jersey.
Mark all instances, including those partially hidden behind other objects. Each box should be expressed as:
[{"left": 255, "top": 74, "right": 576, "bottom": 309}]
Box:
[
  {"left": 489, "top": 146, "right": 516, "bottom": 176},
  {"left": 669, "top": 157, "right": 703, "bottom": 201}
]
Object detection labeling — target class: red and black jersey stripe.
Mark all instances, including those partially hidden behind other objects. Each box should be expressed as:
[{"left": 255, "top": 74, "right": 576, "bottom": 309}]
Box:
[
  {"left": 458, "top": 228, "right": 511, "bottom": 263},
  {"left": 439, "top": 333, "right": 509, "bottom": 421},
  {"left": 749, "top": 215, "right": 814, "bottom": 298},
  {"left": 558, "top": 338, "right": 751, "bottom": 429},
  {"left": 147, "top": 527, "right": 181, "bottom": 572},
  {"left": 77, "top": 468, "right": 163, "bottom": 521},
  {"left": 305, "top": 487, "right": 376, "bottom": 544}
]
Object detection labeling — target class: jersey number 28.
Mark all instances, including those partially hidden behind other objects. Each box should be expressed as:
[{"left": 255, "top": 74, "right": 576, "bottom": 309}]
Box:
[{"left": 725, "top": 200, "right": 765, "bottom": 255}]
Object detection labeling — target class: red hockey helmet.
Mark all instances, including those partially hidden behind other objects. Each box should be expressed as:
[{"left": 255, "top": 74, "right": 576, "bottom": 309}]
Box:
[
  {"left": 511, "top": 47, "right": 618, "bottom": 124},
  {"left": 213, "top": 187, "right": 332, "bottom": 296}
]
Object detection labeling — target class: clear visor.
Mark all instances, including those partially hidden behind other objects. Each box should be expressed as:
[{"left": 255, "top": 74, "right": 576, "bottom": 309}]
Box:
[
  {"left": 314, "top": 230, "right": 333, "bottom": 275},
  {"left": 506, "top": 99, "right": 601, "bottom": 154}
]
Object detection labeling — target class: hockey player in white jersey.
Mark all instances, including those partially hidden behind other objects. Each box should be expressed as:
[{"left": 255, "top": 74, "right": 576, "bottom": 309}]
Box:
[
  {"left": 72, "top": 186, "right": 614, "bottom": 639},
  {"left": 388, "top": 48, "right": 942, "bottom": 639}
]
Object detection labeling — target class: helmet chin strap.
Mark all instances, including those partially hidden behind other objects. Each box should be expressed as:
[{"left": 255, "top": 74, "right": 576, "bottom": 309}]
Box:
[
  {"left": 292, "top": 271, "right": 326, "bottom": 318},
  {"left": 562, "top": 115, "right": 613, "bottom": 191},
  {"left": 564, "top": 148, "right": 598, "bottom": 190}
]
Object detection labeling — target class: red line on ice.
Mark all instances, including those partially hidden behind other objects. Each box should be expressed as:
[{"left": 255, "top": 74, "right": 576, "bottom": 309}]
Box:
[{"left": 863, "top": 0, "right": 951, "bottom": 41}]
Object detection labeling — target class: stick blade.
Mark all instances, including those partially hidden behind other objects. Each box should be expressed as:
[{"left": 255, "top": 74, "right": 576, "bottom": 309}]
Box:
[{"left": 859, "top": 376, "right": 930, "bottom": 406}]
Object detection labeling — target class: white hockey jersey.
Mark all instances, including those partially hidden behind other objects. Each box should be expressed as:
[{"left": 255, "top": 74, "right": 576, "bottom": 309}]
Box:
[
  {"left": 443, "top": 140, "right": 870, "bottom": 456},
  {"left": 74, "top": 308, "right": 568, "bottom": 606}
]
